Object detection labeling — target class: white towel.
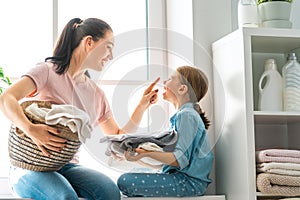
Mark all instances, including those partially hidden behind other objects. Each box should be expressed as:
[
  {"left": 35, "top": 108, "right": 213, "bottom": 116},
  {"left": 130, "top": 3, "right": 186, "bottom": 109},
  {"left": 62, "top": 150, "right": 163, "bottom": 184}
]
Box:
[
  {"left": 257, "top": 162, "right": 300, "bottom": 176},
  {"left": 25, "top": 103, "right": 92, "bottom": 143},
  {"left": 137, "top": 142, "right": 164, "bottom": 152}
]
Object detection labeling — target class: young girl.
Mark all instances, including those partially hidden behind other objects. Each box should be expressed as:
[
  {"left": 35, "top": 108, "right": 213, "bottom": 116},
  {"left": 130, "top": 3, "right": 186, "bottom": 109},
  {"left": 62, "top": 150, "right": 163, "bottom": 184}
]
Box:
[{"left": 117, "top": 66, "right": 214, "bottom": 197}]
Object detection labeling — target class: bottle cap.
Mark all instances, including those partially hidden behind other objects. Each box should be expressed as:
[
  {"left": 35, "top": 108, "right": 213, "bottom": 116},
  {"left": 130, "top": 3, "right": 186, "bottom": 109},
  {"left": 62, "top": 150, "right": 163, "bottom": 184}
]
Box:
[
  {"left": 264, "top": 58, "right": 277, "bottom": 70},
  {"left": 287, "top": 52, "right": 297, "bottom": 60}
]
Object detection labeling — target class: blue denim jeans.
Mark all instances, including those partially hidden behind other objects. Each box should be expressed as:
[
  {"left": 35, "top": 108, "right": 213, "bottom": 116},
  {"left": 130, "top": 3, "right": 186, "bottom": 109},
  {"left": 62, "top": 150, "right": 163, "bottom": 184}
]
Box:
[
  {"left": 9, "top": 163, "right": 120, "bottom": 200},
  {"left": 117, "top": 172, "right": 208, "bottom": 197}
]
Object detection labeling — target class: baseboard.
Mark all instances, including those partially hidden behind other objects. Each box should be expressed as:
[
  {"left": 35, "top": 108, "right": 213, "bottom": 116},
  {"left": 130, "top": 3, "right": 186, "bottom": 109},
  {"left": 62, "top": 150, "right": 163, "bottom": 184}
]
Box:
[{"left": 121, "top": 195, "right": 226, "bottom": 200}]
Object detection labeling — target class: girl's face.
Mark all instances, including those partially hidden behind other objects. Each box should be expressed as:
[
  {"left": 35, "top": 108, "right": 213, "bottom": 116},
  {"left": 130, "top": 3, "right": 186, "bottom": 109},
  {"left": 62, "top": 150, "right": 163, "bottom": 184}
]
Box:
[
  {"left": 163, "top": 71, "right": 183, "bottom": 103},
  {"left": 83, "top": 31, "right": 114, "bottom": 71}
]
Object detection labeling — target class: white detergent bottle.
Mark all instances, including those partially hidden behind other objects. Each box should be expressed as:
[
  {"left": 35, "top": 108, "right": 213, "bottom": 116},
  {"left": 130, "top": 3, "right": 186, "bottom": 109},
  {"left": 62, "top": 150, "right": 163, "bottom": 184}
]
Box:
[
  {"left": 258, "top": 58, "right": 283, "bottom": 111},
  {"left": 282, "top": 52, "right": 300, "bottom": 111}
]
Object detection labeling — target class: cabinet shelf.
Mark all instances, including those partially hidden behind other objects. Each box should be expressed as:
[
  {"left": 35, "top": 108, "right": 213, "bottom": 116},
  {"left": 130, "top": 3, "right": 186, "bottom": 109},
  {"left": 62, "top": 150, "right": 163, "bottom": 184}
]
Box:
[
  {"left": 252, "top": 36, "right": 300, "bottom": 53},
  {"left": 213, "top": 27, "right": 300, "bottom": 200},
  {"left": 256, "top": 192, "right": 300, "bottom": 198},
  {"left": 254, "top": 111, "right": 300, "bottom": 124}
]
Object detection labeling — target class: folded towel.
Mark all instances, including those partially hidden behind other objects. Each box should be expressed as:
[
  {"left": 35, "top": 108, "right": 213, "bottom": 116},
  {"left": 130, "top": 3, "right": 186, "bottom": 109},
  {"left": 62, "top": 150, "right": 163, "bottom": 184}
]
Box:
[
  {"left": 257, "top": 173, "right": 300, "bottom": 196},
  {"left": 256, "top": 149, "right": 300, "bottom": 164},
  {"left": 257, "top": 162, "right": 300, "bottom": 176},
  {"left": 138, "top": 142, "right": 164, "bottom": 152},
  {"left": 25, "top": 103, "right": 92, "bottom": 143},
  {"left": 25, "top": 102, "right": 49, "bottom": 119},
  {"left": 100, "top": 129, "right": 178, "bottom": 157}
]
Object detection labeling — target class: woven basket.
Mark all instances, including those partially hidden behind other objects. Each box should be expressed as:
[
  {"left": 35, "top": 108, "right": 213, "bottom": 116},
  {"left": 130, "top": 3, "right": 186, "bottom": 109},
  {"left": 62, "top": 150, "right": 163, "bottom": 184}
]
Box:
[{"left": 8, "top": 101, "right": 81, "bottom": 172}]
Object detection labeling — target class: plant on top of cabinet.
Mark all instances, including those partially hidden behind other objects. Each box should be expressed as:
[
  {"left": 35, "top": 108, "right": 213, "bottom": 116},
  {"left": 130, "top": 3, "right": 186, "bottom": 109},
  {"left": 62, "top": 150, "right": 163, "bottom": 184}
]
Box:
[
  {"left": 257, "top": 0, "right": 293, "bottom": 28},
  {"left": 257, "top": 0, "right": 293, "bottom": 4}
]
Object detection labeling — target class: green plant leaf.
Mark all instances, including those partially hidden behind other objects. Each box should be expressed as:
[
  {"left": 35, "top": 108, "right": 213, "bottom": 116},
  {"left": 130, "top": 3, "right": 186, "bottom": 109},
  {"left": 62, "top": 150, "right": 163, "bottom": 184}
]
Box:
[{"left": 0, "top": 67, "right": 12, "bottom": 94}]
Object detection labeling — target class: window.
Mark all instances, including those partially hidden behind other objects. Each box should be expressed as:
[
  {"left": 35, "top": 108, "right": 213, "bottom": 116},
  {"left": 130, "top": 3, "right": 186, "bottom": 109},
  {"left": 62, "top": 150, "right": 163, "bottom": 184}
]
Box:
[
  {"left": 0, "top": 0, "right": 170, "bottom": 184},
  {"left": 56, "top": 0, "right": 169, "bottom": 175},
  {"left": 0, "top": 0, "right": 53, "bottom": 179}
]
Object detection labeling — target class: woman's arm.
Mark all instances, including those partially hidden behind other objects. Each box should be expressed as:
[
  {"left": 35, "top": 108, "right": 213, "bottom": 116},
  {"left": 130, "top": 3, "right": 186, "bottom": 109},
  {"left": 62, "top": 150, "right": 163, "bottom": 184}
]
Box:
[
  {"left": 100, "top": 77, "right": 160, "bottom": 135},
  {"left": 0, "top": 77, "right": 36, "bottom": 130},
  {"left": 0, "top": 76, "right": 66, "bottom": 156},
  {"left": 121, "top": 78, "right": 160, "bottom": 133}
]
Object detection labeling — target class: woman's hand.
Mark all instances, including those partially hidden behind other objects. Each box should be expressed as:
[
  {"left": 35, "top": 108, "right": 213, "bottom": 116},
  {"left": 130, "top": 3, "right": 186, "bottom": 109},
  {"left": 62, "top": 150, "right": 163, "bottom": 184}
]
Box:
[
  {"left": 119, "top": 77, "right": 161, "bottom": 134},
  {"left": 139, "top": 77, "right": 160, "bottom": 109},
  {"left": 26, "top": 124, "right": 67, "bottom": 157}
]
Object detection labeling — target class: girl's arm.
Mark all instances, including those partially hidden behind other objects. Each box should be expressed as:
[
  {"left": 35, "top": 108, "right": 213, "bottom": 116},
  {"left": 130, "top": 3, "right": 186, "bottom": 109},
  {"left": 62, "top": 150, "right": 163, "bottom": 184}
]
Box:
[
  {"left": 0, "top": 76, "right": 66, "bottom": 156},
  {"left": 100, "top": 77, "right": 160, "bottom": 135},
  {"left": 124, "top": 149, "right": 179, "bottom": 167}
]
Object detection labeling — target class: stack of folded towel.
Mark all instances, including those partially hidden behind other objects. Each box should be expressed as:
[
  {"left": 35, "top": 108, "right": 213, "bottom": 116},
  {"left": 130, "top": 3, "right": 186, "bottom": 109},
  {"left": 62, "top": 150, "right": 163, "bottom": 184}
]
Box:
[
  {"left": 256, "top": 149, "right": 300, "bottom": 196},
  {"left": 100, "top": 129, "right": 178, "bottom": 166}
]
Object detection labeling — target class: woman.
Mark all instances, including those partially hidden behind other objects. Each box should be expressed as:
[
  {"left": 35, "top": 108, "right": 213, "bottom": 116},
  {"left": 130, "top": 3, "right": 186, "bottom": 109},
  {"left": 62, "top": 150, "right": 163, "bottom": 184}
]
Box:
[
  {"left": 0, "top": 18, "right": 159, "bottom": 200},
  {"left": 117, "top": 66, "right": 214, "bottom": 197}
]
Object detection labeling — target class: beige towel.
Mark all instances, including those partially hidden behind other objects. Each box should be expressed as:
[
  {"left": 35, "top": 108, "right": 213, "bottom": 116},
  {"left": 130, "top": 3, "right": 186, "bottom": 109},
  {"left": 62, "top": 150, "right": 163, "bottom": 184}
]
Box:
[
  {"left": 25, "top": 103, "right": 92, "bottom": 143},
  {"left": 257, "top": 173, "right": 300, "bottom": 196},
  {"left": 45, "top": 104, "right": 92, "bottom": 143}
]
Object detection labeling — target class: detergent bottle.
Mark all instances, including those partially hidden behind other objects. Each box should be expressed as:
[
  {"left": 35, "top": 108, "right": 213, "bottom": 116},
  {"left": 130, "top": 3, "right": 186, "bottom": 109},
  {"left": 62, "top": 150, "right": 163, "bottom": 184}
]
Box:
[
  {"left": 258, "top": 58, "right": 283, "bottom": 111},
  {"left": 282, "top": 52, "right": 300, "bottom": 111}
]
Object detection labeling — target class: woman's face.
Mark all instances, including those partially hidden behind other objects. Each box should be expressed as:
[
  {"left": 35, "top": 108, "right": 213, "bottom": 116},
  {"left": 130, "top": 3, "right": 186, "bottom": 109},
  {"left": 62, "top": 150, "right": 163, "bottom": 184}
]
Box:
[
  {"left": 163, "top": 71, "right": 182, "bottom": 103},
  {"left": 83, "top": 31, "right": 114, "bottom": 71}
]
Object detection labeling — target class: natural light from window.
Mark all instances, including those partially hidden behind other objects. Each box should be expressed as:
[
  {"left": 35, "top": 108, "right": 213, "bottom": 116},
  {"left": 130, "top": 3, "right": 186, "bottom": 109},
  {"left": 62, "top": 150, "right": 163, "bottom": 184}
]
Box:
[{"left": 0, "top": 0, "right": 149, "bottom": 181}]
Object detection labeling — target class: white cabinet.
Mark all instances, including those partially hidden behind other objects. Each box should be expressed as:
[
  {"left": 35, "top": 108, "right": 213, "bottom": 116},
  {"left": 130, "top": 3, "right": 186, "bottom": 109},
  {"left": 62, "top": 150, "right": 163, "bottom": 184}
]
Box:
[{"left": 212, "top": 27, "right": 300, "bottom": 200}]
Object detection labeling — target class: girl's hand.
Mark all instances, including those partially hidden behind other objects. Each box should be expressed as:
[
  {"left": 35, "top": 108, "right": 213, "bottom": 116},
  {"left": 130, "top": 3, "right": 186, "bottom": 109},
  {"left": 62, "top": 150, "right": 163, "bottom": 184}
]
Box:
[
  {"left": 139, "top": 77, "right": 160, "bottom": 109},
  {"left": 124, "top": 149, "right": 148, "bottom": 162},
  {"left": 26, "top": 124, "right": 67, "bottom": 157},
  {"left": 135, "top": 147, "right": 151, "bottom": 154}
]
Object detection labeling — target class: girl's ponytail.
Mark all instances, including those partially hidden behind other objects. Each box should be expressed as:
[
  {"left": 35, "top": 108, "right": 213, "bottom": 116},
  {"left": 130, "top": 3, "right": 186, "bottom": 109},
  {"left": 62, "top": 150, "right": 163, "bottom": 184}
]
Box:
[{"left": 194, "top": 103, "right": 210, "bottom": 129}]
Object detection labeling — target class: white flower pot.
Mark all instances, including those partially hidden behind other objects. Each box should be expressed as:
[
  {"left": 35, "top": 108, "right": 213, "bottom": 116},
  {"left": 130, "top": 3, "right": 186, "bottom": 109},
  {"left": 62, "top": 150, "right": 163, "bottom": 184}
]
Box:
[
  {"left": 258, "top": 1, "right": 292, "bottom": 21},
  {"left": 262, "top": 19, "right": 292, "bottom": 28}
]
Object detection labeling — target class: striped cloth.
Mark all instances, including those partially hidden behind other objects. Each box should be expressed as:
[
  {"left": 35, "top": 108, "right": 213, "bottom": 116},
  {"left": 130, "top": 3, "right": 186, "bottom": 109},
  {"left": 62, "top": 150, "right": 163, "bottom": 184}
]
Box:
[{"left": 9, "top": 125, "right": 81, "bottom": 172}]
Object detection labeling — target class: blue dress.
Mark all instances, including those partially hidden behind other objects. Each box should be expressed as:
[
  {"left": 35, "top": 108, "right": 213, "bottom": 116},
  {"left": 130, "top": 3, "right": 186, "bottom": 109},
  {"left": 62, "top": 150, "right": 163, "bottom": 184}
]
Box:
[{"left": 117, "top": 102, "right": 214, "bottom": 197}]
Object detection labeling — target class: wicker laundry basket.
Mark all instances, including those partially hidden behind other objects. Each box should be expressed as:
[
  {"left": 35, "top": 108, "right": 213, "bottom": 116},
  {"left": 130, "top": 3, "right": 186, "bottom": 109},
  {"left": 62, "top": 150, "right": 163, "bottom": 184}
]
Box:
[{"left": 8, "top": 101, "right": 81, "bottom": 172}]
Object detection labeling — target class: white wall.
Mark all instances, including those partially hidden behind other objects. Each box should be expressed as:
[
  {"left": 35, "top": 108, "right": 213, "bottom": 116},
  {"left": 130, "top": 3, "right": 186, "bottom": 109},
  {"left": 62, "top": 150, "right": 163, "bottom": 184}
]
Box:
[
  {"left": 164, "top": 0, "right": 231, "bottom": 195},
  {"left": 192, "top": 0, "right": 233, "bottom": 195},
  {"left": 290, "top": 0, "right": 300, "bottom": 28}
]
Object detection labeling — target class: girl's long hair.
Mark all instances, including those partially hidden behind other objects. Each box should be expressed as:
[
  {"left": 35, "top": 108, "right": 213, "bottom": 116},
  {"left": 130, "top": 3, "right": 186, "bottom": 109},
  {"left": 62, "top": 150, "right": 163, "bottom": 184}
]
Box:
[{"left": 177, "top": 66, "right": 210, "bottom": 129}]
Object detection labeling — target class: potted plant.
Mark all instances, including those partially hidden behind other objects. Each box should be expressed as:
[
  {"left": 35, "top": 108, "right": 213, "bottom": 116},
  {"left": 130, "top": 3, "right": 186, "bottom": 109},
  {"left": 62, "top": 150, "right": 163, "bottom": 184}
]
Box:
[
  {"left": 257, "top": 0, "right": 293, "bottom": 28},
  {"left": 0, "top": 67, "right": 12, "bottom": 94}
]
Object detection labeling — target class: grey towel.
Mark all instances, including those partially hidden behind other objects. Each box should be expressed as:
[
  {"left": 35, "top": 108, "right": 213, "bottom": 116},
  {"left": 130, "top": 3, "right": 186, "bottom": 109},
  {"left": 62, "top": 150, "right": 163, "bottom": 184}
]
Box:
[{"left": 100, "top": 130, "right": 178, "bottom": 156}]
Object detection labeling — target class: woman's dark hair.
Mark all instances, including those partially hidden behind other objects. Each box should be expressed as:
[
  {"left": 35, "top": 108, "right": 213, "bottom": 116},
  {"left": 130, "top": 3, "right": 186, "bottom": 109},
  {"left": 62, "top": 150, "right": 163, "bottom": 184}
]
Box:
[
  {"left": 177, "top": 66, "right": 210, "bottom": 129},
  {"left": 45, "top": 18, "right": 113, "bottom": 74}
]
